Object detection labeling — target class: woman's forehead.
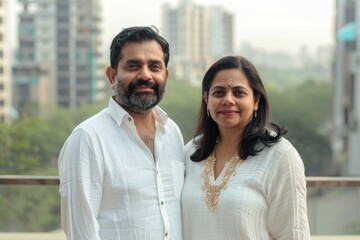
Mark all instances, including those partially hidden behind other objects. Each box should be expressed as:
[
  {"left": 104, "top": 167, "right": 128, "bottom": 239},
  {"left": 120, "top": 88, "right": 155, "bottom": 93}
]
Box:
[{"left": 211, "top": 69, "right": 249, "bottom": 87}]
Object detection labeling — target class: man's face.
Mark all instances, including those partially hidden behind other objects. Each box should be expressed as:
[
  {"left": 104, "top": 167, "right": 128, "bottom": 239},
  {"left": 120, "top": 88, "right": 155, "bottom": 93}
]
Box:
[{"left": 110, "top": 41, "right": 168, "bottom": 114}]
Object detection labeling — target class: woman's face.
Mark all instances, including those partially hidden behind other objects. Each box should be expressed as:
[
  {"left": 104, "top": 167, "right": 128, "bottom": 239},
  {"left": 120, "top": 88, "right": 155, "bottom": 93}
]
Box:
[{"left": 205, "top": 68, "right": 259, "bottom": 132}]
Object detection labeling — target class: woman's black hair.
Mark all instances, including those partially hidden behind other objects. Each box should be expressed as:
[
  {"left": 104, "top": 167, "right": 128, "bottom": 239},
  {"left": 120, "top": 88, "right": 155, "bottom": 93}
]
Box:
[{"left": 191, "top": 55, "right": 287, "bottom": 162}]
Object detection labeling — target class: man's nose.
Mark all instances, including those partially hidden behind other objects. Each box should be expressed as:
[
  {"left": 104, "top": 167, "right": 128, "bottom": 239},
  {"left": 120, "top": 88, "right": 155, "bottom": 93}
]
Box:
[{"left": 137, "top": 67, "right": 152, "bottom": 80}]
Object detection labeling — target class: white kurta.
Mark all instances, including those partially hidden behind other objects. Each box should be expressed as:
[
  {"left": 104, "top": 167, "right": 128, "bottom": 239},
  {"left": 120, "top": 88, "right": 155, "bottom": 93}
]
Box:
[
  {"left": 181, "top": 137, "right": 311, "bottom": 240},
  {"left": 58, "top": 97, "right": 185, "bottom": 240}
]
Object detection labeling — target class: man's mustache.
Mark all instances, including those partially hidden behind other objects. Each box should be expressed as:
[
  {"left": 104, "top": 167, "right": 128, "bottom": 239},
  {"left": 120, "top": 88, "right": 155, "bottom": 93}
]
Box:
[{"left": 130, "top": 80, "right": 158, "bottom": 90}]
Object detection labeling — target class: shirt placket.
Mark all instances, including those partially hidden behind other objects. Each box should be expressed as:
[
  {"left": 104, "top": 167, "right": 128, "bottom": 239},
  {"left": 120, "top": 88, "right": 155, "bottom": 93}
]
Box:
[
  {"left": 155, "top": 129, "right": 171, "bottom": 240},
  {"left": 156, "top": 164, "right": 170, "bottom": 240}
]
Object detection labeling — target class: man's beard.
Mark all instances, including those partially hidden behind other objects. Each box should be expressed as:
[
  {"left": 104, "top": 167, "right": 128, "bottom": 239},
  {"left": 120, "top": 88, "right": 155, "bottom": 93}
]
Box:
[{"left": 114, "top": 78, "right": 166, "bottom": 113}]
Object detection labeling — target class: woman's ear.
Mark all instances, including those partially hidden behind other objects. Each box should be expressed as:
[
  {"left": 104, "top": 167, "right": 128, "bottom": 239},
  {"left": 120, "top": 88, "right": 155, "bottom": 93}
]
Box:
[
  {"left": 106, "top": 66, "right": 116, "bottom": 90},
  {"left": 254, "top": 95, "right": 260, "bottom": 111},
  {"left": 203, "top": 92, "right": 208, "bottom": 104}
]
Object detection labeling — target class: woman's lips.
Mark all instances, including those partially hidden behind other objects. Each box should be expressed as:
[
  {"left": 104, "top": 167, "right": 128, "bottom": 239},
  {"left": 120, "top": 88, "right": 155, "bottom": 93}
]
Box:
[{"left": 218, "top": 110, "right": 238, "bottom": 116}]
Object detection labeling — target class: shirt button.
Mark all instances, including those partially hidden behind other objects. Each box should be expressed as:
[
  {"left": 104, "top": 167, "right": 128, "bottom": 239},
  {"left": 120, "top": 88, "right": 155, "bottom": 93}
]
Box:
[
  {"left": 161, "top": 201, "right": 164, "bottom": 205},
  {"left": 165, "top": 232, "right": 168, "bottom": 237},
  {"left": 127, "top": 117, "right": 131, "bottom": 121}
]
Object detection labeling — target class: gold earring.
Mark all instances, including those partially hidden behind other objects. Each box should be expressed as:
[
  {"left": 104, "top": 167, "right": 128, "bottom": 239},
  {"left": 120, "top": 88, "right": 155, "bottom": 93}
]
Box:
[{"left": 254, "top": 110, "right": 257, "bottom": 118}]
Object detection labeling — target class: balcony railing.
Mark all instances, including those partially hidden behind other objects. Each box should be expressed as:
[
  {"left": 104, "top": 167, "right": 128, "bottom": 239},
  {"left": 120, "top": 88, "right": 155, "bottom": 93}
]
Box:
[
  {"left": 1, "top": 175, "right": 360, "bottom": 240},
  {"left": 1, "top": 175, "right": 360, "bottom": 187}
]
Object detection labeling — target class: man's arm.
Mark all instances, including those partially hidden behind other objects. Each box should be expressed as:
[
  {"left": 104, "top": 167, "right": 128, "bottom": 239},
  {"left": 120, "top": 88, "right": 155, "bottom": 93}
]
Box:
[{"left": 58, "top": 129, "right": 104, "bottom": 240}]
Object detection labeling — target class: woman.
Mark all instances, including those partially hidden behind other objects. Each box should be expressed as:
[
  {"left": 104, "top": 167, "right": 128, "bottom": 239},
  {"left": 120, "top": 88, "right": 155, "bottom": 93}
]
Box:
[{"left": 181, "top": 56, "right": 311, "bottom": 239}]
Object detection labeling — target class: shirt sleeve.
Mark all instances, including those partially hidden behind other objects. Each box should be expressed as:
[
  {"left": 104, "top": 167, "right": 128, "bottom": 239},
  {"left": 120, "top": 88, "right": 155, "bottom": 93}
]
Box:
[
  {"left": 265, "top": 143, "right": 311, "bottom": 240},
  {"left": 58, "top": 128, "right": 104, "bottom": 240}
]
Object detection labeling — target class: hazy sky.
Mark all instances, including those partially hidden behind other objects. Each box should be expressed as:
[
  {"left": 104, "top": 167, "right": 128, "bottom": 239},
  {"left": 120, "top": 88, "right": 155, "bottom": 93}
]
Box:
[{"left": 102, "top": 0, "right": 335, "bottom": 55}]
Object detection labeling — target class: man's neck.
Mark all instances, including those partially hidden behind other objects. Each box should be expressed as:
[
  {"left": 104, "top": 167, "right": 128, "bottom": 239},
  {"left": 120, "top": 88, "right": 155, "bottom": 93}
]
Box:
[{"left": 130, "top": 109, "right": 157, "bottom": 156}]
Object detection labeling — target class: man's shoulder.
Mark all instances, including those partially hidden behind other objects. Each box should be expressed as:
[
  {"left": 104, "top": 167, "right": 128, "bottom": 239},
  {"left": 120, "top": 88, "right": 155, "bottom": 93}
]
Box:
[{"left": 74, "top": 108, "right": 109, "bottom": 131}]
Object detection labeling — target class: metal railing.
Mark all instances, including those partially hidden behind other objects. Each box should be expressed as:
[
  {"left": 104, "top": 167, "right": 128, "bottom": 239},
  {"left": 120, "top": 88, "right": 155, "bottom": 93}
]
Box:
[
  {"left": 1, "top": 175, "right": 360, "bottom": 187},
  {"left": 0, "top": 175, "right": 59, "bottom": 185},
  {"left": 1, "top": 175, "right": 360, "bottom": 240}
]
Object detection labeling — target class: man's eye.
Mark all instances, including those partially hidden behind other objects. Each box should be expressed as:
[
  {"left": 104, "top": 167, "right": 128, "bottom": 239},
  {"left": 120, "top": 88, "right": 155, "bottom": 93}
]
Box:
[
  {"left": 151, "top": 65, "right": 161, "bottom": 71},
  {"left": 126, "top": 64, "right": 138, "bottom": 70}
]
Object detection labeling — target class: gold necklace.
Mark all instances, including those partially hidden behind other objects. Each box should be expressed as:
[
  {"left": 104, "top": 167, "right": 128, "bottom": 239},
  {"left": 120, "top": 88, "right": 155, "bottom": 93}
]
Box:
[{"left": 201, "top": 151, "right": 243, "bottom": 212}]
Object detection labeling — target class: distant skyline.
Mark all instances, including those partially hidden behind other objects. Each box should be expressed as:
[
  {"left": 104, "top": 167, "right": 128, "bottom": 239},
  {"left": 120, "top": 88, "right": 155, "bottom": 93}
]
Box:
[
  {"left": 9, "top": 0, "right": 335, "bottom": 56},
  {"left": 102, "top": 0, "right": 335, "bottom": 55}
]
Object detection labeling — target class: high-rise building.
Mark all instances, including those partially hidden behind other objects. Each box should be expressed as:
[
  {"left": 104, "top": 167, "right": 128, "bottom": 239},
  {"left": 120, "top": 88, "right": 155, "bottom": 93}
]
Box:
[
  {"left": 333, "top": 0, "right": 360, "bottom": 175},
  {"left": 13, "top": 0, "right": 105, "bottom": 117},
  {"left": 162, "top": 0, "right": 234, "bottom": 83},
  {"left": 0, "top": 0, "right": 11, "bottom": 123}
]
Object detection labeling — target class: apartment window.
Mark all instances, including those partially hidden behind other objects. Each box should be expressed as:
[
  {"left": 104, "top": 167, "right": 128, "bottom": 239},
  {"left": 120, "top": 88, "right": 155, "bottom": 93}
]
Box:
[
  {"left": 0, "top": 83, "right": 4, "bottom": 90},
  {"left": 58, "top": 89, "right": 69, "bottom": 97},
  {"left": 58, "top": 77, "right": 69, "bottom": 84},
  {"left": 76, "top": 64, "right": 87, "bottom": 71},
  {"left": 0, "top": 50, "right": 3, "bottom": 58},
  {"left": 58, "top": 65, "right": 69, "bottom": 71},
  {"left": 0, "top": 99, "right": 4, "bottom": 107},
  {"left": 20, "top": 16, "right": 34, "bottom": 23},
  {"left": 57, "top": 16, "right": 69, "bottom": 23},
  {"left": 349, "top": 74, "right": 355, "bottom": 110},
  {"left": 58, "top": 3, "right": 69, "bottom": 11},
  {"left": 58, "top": 40, "right": 69, "bottom": 47},
  {"left": 57, "top": 29, "right": 68, "bottom": 36},
  {"left": 0, "top": 67, "right": 3, "bottom": 74},
  {"left": 58, "top": 52, "right": 69, "bottom": 60},
  {"left": 40, "top": 3, "right": 48, "bottom": 10},
  {"left": 76, "top": 40, "right": 87, "bottom": 47}
]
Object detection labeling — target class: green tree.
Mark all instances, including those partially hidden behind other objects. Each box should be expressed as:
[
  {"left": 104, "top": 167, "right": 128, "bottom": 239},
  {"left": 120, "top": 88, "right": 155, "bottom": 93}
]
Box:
[
  {"left": 268, "top": 79, "right": 333, "bottom": 175},
  {"left": 160, "top": 79, "right": 201, "bottom": 143}
]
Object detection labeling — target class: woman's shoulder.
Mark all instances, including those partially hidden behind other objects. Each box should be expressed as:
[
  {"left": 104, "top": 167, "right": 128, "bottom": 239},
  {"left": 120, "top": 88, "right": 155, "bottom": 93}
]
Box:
[
  {"left": 262, "top": 136, "right": 294, "bottom": 154},
  {"left": 255, "top": 137, "right": 301, "bottom": 165},
  {"left": 262, "top": 137, "right": 304, "bottom": 171},
  {"left": 184, "top": 138, "right": 197, "bottom": 156}
]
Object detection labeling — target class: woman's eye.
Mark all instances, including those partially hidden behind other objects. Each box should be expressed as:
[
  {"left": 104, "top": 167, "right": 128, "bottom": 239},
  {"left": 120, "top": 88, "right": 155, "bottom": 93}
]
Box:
[
  {"left": 234, "top": 90, "right": 245, "bottom": 96},
  {"left": 212, "top": 90, "right": 224, "bottom": 96}
]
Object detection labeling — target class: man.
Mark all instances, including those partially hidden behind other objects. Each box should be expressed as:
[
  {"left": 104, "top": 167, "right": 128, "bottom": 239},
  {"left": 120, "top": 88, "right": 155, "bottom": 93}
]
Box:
[{"left": 58, "top": 26, "right": 184, "bottom": 240}]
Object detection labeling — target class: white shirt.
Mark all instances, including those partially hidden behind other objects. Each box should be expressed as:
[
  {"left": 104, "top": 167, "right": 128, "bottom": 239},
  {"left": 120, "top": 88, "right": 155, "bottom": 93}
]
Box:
[
  {"left": 58, "top": 97, "right": 185, "bottom": 240},
  {"left": 181, "top": 137, "right": 311, "bottom": 240}
]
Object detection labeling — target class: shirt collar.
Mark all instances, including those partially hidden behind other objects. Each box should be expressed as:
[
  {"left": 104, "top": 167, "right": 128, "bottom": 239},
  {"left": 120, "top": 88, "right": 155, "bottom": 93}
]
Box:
[{"left": 107, "top": 96, "right": 168, "bottom": 126}]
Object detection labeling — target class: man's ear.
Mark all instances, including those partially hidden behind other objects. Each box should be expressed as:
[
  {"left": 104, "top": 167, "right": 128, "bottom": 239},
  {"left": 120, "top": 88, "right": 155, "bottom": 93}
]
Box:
[
  {"left": 106, "top": 66, "right": 116, "bottom": 90},
  {"left": 165, "top": 69, "right": 169, "bottom": 80}
]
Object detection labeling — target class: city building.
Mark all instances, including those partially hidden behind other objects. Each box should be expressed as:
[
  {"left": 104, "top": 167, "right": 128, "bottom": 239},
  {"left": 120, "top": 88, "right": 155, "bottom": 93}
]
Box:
[
  {"left": 162, "top": 0, "right": 234, "bottom": 83},
  {"left": 13, "top": 0, "right": 105, "bottom": 117},
  {"left": 0, "top": 0, "right": 11, "bottom": 123},
  {"left": 333, "top": 0, "right": 360, "bottom": 175}
]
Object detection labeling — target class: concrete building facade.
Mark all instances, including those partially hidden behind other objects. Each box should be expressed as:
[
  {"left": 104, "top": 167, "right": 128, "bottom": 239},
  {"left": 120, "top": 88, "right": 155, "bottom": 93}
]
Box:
[
  {"left": 333, "top": 0, "right": 360, "bottom": 175},
  {"left": 13, "top": 0, "right": 105, "bottom": 117},
  {"left": 162, "top": 0, "right": 234, "bottom": 83},
  {"left": 0, "top": 0, "right": 11, "bottom": 123}
]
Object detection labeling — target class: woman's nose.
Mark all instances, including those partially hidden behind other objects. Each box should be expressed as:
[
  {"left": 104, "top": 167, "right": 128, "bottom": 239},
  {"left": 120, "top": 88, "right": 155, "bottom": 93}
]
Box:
[{"left": 221, "top": 92, "right": 235, "bottom": 105}]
